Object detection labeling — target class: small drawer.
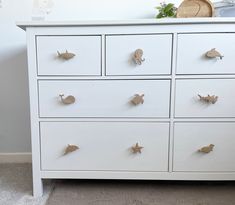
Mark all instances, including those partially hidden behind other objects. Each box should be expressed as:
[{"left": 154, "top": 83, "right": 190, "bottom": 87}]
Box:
[
  {"left": 175, "top": 79, "right": 235, "bottom": 118},
  {"left": 106, "top": 34, "right": 172, "bottom": 76},
  {"left": 38, "top": 80, "right": 170, "bottom": 118},
  {"left": 173, "top": 122, "right": 235, "bottom": 172},
  {"left": 177, "top": 33, "right": 235, "bottom": 75},
  {"left": 40, "top": 121, "right": 169, "bottom": 171},
  {"left": 36, "top": 36, "right": 101, "bottom": 76}
]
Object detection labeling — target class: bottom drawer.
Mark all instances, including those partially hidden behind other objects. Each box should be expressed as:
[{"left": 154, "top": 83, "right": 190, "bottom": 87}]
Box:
[
  {"left": 40, "top": 121, "right": 169, "bottom": 171},
  {"left": 173, "top": 122, "right": 235, "bottom": 172}
]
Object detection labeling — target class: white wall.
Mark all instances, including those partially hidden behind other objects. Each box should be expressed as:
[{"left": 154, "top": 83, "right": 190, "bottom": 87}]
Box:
[
  {"left": 0, "top": 0, "right": 214, "bottom": 153},
  {"left": 0, "top": 0, "right": 32, "bottom": 153}
]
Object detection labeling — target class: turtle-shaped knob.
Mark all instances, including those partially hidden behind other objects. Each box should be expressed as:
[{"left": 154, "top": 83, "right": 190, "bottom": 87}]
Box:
[{"left": 131, "top": 94, "right": 144, "bottom": 105}]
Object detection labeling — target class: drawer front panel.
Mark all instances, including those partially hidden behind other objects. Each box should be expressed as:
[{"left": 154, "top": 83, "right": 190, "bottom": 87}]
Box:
[
  {"left": 177, "top": 33, "right": 235, "bottom": 74},
  {"left": 106, "top": 34, "right": 172, "bottom": 76},
  {"left": 40, "top": 122, "right": 169, "bottom": 171},
  {"left": 36, "top": 36, "right": 101, "bottom": 76},
  {"left": 173, "top": 122, "right": 235, "bottom": 172},
  {"left": 38, "top": 80, "right": 170, "bottom": 118},
  {"left": 175, "top": 79, "right": 235, "bottom": 118}
]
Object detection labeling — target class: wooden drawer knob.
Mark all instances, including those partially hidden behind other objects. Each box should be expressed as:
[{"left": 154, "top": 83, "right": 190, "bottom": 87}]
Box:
[
  {"left": 57, "top": 50, "right": 76, "bottom": 60},
  {"left": 198, "top": 94, "right": 218, "bottom": 104},
  {"left": 64, "top": 144, "right": 79, "bottom": 155},
  {"left": 205, "top": 48, "right": 224, "bottom": 60},
  {"left": 131, "top": 94, "right": 144, "bottom": 105},
  {"left": 198, "top": 144, "right": 214, "bottom": 153},
  {"left": 59, "top": 94, "right": 76, "bottom": 105},
  {"left": 133, "top": 49, "right": 145, "bottom": 65},
  {"left": 131, "top": 143, "right": 144, "bottom": 154}
]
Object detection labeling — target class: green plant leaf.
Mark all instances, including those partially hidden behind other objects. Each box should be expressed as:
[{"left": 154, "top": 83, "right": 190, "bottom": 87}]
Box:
[
  {"left": 155, "top": 3, "right": 176, "bottom": 18},
  {"left": 164, "top": 3, "right": 174, "bottom": 13}
]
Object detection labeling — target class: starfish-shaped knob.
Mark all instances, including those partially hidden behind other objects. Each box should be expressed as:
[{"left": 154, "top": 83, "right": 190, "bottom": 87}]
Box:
[{"left": 131, "top": 143, "right": 144, "bottom": 154}]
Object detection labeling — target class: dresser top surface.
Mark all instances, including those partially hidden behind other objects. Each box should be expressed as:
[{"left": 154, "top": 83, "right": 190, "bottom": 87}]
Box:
[{"left": 17, "top": 17, "right": 235, "bottom": 30}]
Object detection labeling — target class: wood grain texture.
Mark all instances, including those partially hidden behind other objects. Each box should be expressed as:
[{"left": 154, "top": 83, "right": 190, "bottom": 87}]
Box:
[{"left": 177, "top": 0, "right": 214, "bottom": 18}]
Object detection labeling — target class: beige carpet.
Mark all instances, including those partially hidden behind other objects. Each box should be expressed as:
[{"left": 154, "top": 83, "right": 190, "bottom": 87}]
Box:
[
  {"left": 46, "top": 179, "right": 235, "bottom": 205},
  {"left": 1, "top": 164, "right": 235, "bottom": 205},
  {"left": 0, "top": 163, "right": 52, "bottom": 205}
]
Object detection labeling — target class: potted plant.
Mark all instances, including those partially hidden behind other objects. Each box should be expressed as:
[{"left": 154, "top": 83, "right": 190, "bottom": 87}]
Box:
[{"left": 155, "top": 2, "right": 177, "bottom": 18}]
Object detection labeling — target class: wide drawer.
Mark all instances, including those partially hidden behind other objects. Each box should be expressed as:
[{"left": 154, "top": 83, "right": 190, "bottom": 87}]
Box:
[
  {"left": 175, "top": 79, "right": 235, "bottom": 118},
  {"left": 177, "top": 33, "right": 235, "bottom": 75},
  {"left": 106, "top": 34, "right": 172, "bottom": 76},
  {"left": 40, "top": 121, "right": 169, "bottom": 171},
  {"left": 36, "top": 36, "right": 101, "bottom": 76},
  {"left": 38, "top": 80, "right": 170, "bottom": 118},
  {"left": 173, "top": 122, "right": 235, "bottom": 172}
]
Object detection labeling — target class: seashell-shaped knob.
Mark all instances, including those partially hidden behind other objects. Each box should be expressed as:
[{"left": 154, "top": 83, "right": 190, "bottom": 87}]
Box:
[
  {"left": 64, "top": 144, "right": 79, "bottom": 155},
  {"left": 59, "top": 94, "right": 76, "bottom": 105},
  {"left": 131, "top": 94, "right": 144, "bottom": 105},
  {"left": 133, "top": 49, "right": 145, "bottom": 65},
  {"left": 198, "top": 144, "right": 214, "bottom": 153},
  {"left": 205, "top": 48, "right": 224, "bottom": 60},
  {"left": 198, "top": 94, "right": 218, "bottom": 104},
  {"left": 57, "top": 50, "right": 76, "bottom": 60}
]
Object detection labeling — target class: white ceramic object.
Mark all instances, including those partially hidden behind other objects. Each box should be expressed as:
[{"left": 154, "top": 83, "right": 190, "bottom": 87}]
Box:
[
  {"left": 214, "top": 0, "right": 235, "bottom": 17},
  {"left": 216, "top": 6, "right": 235, "bottom": 17}
]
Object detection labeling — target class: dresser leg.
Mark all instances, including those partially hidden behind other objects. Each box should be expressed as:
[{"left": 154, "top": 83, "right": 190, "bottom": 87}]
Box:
[{"left": 33, "top": 178, "right": 43, "bottom": 197}]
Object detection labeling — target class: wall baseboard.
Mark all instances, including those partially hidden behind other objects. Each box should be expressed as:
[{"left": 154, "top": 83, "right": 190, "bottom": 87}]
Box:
[{"left": 0, "top": 153, "right": 32, "bottom": 163}]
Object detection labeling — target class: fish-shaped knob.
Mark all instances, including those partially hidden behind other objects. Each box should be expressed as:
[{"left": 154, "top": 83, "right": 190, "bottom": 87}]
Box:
[
  {"left": 198, "top": 144, "right": 214, "bottom": 153},
  {"left": 57, "top": 50, "right": 76, "bottom": 60},
  {"left": 64, "top": 144, "right": 79, "bottom": 155},
  {"left": 131, "top": 94, "right": 144, "bottom": 105},
  {"left": 59, "top": 94, "right": 76, "bottom": 105},
  {"left": 205, "top": 48, "right": 224, "bottom": 60},
  {"left": 133, "top": 49, "right": 145, "bottom": 65},
  {"left": 198, "top": 94, "right": 218, "bottom": 104}
]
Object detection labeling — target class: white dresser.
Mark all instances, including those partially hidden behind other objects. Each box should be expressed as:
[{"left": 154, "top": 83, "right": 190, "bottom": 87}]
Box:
[{"left": 17, "top": 18, "right": 235, "bottom": 197}]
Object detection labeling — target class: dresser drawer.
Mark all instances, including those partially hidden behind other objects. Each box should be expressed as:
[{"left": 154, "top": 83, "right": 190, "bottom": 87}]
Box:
[
  {"left": 106, "top": 34, "right": 172, "bottom": 76},
  {"left": 36, "top": 36, "right": 101, "bottom": 76},
  {"left": 177, "top": 33, "right": 235, "bottom": 75},
  {"left": 40, "top": 121, "right": 169, "bottom": 171},
  {"left": 173, "top": 122, "right": 235, "bottom": 172},
  {"left": 175, "top": 79, "right": 235, "bottom": 118},
  {"left": 38, "top": 80, "right": 170, "bottom": 118}
]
